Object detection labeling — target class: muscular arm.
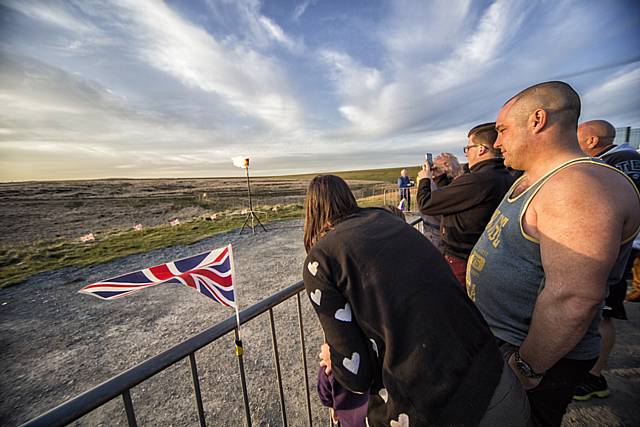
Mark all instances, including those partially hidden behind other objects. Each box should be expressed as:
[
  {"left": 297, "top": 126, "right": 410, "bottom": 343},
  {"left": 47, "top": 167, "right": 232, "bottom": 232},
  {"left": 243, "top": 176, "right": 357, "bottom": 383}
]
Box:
[{"left": 518, "top": 167, "right": 627, "bottom": 374}]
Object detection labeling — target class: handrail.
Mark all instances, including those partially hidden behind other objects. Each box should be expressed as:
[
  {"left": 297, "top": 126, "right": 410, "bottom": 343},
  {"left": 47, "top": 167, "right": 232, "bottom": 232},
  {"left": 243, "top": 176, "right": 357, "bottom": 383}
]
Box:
[
  {"left": 21, "top": 281, "right": 305, "bottom": 427},
  {"left": 21, "top": 217, "right": 425, "bottom": 427}
]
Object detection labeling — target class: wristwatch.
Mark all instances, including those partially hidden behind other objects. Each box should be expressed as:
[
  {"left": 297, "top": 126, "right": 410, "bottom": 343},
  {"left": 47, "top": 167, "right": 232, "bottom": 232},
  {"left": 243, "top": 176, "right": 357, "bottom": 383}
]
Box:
[{"left": 513, "top": 350, "right": 544, "bottom": 379}]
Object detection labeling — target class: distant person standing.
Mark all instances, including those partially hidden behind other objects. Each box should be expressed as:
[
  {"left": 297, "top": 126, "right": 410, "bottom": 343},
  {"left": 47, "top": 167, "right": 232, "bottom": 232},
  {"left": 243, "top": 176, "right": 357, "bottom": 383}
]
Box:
[
  {"left": 572, "top": 120, "right": 640, "bottom": 401},
  {"left": 417, "top": 124, "right": 514, "bottom": 286},
  {"left": 397, "top": 169, "right": 412, "bottom": 211}
]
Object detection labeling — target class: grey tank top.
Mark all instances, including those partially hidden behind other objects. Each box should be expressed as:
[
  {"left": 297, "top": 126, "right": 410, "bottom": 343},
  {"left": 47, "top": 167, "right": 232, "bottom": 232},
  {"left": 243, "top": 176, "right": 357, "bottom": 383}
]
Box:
[{"left": 467, "top": 157, "right": 639, "bottom": 360}]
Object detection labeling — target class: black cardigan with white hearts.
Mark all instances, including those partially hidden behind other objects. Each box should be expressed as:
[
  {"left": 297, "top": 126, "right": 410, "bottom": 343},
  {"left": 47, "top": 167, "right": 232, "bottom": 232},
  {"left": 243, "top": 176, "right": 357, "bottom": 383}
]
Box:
[{"left": 303, "top": 208, "right": 503, "bottom": 426}]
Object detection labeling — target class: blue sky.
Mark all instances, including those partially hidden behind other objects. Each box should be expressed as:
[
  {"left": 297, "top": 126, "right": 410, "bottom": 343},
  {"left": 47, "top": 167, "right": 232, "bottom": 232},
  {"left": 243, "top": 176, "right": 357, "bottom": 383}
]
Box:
[{"left": 1, "top": 0, "right": 639, "bottom": 181}]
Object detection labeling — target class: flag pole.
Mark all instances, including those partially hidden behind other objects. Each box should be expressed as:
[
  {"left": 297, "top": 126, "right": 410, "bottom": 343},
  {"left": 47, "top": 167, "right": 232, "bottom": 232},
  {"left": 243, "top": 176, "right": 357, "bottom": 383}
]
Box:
[{"left": 228, "top": 244, "right": 252, "bottom": 427}]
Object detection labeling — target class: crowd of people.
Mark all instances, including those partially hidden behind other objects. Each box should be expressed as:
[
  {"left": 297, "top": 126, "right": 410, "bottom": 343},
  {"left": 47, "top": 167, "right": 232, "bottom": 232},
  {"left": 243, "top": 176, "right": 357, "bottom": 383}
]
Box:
[{"left": 301, "top": 81, "right": 640, "bottom": 427}]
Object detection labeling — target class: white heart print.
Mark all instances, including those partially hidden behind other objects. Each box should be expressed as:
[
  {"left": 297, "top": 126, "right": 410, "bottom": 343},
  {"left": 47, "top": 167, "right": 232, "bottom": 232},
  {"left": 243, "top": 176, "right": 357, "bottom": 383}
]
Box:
[
  {"left": 343, "top": 352, "right": 360, "bottom": 375},
  {"left": 310, "top": 289, "right": 322, "bottom": 306},
  {"left": 307, "top": 261, "right": 319, "bottom": 276},
  {"left": 378, "top": 388, "right": 388, "bottom": 403},
  {"left": 390, "top": 413, "right": 409, "bottom": 427},
  {"left": 334, "top": 303, "right": 352, "bottom": 322}
]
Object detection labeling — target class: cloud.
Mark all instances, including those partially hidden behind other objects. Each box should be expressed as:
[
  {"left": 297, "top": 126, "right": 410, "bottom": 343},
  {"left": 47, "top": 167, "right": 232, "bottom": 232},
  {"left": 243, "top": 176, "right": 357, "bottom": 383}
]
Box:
[
  {"left": 258, "top": 15, "right": 302, "bottom": 52},
  {"left": 582, "top": 64, "right": 640, "bottom": 125},
  {"left": 0, "top": 53, "right": 255, "bottom": 180},
  {"left": 1, "top": 0, "right": 97, "bottom": 34},
  {"left": 292, "top": 0, "right": 315, "bottom": 21},
  {"left": 111, "top": 0, "right": 304, "bottom": 131},
  {"left": 316, "top": 0, "right": 531, "bottom": 140},
  {"left": 205, "top": 0, "right": 304, "bottom": 52}
]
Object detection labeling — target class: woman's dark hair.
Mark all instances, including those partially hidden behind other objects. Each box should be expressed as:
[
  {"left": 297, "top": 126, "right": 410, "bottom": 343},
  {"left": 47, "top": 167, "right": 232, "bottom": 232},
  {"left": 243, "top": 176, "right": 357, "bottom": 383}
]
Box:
[{"left": 303, "top": 175, "right": 358, "bottom": 252}]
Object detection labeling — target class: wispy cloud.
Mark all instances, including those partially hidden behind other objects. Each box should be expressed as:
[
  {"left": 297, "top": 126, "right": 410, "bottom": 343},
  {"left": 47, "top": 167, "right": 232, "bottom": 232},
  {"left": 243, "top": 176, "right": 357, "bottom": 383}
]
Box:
[
  {"left": 292, "top": 0, "right": 314, "bottom": 21},
  {"left": 1, "top": 0, "right": 96, "bottom": 34},
  {"left": 115, "top": 0, "right": 304, "bottom": 131},
  {"left": 582, "top": 64, "right": 640, "bottom": 124}
]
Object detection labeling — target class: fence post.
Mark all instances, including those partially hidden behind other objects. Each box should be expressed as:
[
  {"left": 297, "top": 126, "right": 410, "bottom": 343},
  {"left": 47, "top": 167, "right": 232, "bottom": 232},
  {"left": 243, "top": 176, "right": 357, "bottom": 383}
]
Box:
[
  {"left": 269, "top": 308, "right": 288, "bottom": 427},
  {"left": 189, "top": 353, "right": 207, "bottom": 427},
  {"left": 122, "top": 390, "right": 138, "bottom": 427},
  {"left": 296, "top": 293, "right": 313, "bottom": 427},
  {"left": 234, "top": 329, "right": 252, "bottom": 427},
  {"left": 625, "top": 126, "right": 631, "bottom": 143}
]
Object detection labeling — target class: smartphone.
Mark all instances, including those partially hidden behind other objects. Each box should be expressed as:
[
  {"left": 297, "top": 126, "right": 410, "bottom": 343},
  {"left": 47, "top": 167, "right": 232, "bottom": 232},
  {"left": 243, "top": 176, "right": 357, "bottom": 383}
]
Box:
[{"left": 425, "top": 153, "right": 433, "bottom": 167}]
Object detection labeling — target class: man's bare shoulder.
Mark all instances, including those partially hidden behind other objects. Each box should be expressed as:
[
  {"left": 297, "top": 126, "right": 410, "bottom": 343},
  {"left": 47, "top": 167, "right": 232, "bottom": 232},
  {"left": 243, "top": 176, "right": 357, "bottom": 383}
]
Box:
[
  {"left": 537, "top": 161, "right": 636, "bottom": 205},
  {"left": 533, "top": 161, "right": 640, "bottom": 237}
]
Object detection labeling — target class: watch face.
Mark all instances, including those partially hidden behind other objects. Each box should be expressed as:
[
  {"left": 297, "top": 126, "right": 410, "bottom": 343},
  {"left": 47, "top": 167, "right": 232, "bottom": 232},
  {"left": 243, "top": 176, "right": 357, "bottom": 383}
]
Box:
[
  {"left": 515, "top": 353, "right": 543, "bottom": 378},
  {"left": 516, "top": 360, "right": 533, "bottom": 377}
]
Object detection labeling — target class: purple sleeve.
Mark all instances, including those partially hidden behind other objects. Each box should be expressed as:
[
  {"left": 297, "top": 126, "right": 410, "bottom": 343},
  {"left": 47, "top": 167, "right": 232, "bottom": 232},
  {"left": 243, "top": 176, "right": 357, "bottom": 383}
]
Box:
[{"left": 317, "top": 366, "right": 334, "bottom": 408}]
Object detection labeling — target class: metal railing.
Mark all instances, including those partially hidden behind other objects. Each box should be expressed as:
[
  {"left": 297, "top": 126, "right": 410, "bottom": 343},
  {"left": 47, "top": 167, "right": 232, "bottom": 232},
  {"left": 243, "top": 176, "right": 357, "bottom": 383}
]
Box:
[
  {"left": 20, "top": 282, "right": 310, "bottom": 427},
  {"left": 21, "top": 217, "right": 424, "bottom": 427}
]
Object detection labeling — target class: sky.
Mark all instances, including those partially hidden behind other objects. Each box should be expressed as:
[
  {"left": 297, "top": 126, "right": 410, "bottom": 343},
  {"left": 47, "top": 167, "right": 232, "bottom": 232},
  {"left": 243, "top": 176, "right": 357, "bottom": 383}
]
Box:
[{"left": 0, "top": 0, "right": 639, "bottom": 181}]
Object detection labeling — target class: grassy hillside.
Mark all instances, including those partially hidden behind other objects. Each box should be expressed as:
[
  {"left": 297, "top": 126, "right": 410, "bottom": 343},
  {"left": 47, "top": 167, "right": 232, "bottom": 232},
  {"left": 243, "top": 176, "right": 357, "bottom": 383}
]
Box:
[
  {"left": 274, "top": 165, "right": 423, "bottom": 184},
  {"left": 0, "top": 205, "right": 303, "bottom": 288}
]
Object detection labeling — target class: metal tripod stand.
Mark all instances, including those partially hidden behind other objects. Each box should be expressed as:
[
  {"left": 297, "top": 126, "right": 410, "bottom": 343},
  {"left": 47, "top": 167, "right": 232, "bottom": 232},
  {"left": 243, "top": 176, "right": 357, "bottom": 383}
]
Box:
[{"left": 239, "top": 162, "right": 267, "bottom": 235}]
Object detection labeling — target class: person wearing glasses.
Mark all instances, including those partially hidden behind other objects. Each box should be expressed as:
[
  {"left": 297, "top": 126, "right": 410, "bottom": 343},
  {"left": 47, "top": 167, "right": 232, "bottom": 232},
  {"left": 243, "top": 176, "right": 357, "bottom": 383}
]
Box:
[{"left": 417, "top": 123, "right": 514, "bottom": 286}]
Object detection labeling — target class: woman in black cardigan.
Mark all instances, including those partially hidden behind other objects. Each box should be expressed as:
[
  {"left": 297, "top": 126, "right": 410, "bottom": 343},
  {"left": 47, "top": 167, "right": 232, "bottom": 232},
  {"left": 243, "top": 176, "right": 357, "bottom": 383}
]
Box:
[{"left": 302, "top": 175, "right": 529, "bottom": 426}]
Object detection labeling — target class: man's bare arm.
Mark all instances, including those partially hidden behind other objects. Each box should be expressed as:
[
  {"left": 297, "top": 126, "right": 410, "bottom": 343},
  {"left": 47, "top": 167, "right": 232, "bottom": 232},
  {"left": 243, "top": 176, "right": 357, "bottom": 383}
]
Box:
[{"left": 518, "top": 167, "right": 625, "bottom": 375}]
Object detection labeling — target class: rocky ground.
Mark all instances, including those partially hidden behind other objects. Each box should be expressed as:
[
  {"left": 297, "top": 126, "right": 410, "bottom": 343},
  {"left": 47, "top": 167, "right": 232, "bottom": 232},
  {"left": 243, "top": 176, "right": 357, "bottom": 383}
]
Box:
[{"left": 1, "top": 214, "right": 638, "bottom": 426}]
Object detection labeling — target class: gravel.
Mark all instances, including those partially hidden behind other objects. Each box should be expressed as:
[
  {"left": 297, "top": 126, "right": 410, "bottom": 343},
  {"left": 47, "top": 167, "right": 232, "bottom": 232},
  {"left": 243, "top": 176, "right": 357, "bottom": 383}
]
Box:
[
  {"left": 0, "top": 219, "right": 329, "bottom": 427},
  {"left": 1, "top": 217, "right": 638, "bottom": 426}
]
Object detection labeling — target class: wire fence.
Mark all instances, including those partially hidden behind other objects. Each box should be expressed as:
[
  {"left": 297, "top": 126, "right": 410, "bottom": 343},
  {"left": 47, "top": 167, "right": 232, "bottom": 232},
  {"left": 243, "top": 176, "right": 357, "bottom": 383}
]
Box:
[{"left": 614, "top": 126, "right": 640, "bottom": 149}]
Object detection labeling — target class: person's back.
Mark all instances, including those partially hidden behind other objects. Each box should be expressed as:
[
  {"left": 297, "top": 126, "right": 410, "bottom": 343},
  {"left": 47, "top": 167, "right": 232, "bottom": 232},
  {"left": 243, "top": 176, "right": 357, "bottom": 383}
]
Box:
[{"left": 307, "top": 207, "right": 511, "bottom": 425}]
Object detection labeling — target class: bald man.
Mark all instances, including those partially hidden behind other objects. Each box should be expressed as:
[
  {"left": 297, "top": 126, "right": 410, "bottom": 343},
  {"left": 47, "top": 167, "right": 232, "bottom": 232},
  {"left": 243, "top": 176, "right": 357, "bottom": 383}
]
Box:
[
  {"left": 573, "top": 120, "right": 640, "bottom": 401},
  {"left": 466, "top": 82, "right": 640, "bottom": 426}
]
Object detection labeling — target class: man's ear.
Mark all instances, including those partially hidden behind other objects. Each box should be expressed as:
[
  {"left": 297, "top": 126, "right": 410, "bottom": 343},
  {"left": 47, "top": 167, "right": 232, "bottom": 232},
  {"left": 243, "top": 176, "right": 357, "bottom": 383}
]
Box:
[
  {"left": 478, "top": 145, "right": 488, "bottom": 156},
  {"left": 529, "top": 109, "right": 547, "bottom": 134},
  {"left": 587, "top": 136, "right": 599, "bottom": 150}
]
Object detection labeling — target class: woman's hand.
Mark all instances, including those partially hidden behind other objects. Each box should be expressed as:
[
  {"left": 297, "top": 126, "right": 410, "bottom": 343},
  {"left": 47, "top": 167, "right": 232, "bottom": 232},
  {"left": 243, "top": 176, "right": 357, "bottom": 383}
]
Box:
[{"left": 319, "top": 342, "right": 332, "bottom": 375}]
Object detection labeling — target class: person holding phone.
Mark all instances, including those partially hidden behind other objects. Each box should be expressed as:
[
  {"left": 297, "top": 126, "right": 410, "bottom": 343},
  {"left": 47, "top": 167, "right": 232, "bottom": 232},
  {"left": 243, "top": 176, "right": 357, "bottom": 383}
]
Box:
[{"left": 417, "top": 123, "right": 514, "bottom": 286}]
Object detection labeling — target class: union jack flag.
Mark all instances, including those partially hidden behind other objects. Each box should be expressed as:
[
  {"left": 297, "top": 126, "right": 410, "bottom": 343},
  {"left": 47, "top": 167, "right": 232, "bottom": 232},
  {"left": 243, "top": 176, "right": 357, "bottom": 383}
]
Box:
[{"left": 79, "top": 245, "right": 235, "bottom": 307}]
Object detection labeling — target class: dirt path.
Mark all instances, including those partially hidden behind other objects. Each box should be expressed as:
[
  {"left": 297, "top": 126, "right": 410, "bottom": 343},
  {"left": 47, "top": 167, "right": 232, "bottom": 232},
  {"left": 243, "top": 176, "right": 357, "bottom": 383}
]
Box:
[{"left": 1, "top": 218, "right": 638, "bottom": 426}]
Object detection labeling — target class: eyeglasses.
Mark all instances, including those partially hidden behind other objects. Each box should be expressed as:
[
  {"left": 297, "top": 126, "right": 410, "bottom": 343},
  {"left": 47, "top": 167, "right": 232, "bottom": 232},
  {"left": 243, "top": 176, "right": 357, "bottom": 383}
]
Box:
[{"left": 463, "top": 144, "right": 483, "bottom": 153}]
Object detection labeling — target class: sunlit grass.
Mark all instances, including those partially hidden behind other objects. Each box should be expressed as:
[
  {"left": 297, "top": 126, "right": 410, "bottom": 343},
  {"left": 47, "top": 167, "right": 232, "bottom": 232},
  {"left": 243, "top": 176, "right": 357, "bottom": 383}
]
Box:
[
  {"left": 0, "top": 205, "right": 303, "bottom": 288},
  {"left": 274, "top": 165, "right": 423, "bottom": 184}
]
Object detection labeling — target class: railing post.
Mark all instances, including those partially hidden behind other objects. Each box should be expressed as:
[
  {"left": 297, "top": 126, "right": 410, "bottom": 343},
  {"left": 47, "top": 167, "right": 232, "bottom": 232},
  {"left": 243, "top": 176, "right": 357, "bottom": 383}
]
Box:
[
  {"left": 269, "top": 308, "right": 288, "bottom": 427},
  {"left": 121, "top": 389, "right": 138, "bottom": 427},
  {"left": 234, "top": 328, "right": 253, "bottom": 427},
  {"left": 296, "top": 292, "right": 313, "bottom": 427},
  {"left": 189, "top": 353, "right": 207, "bottom": 427}
]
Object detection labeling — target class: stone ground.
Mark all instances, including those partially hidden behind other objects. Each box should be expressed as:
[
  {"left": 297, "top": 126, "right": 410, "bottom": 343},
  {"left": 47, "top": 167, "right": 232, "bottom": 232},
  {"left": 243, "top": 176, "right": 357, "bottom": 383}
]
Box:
[{"left": 0, "top": 217, "right": 638, "bottom": 426}]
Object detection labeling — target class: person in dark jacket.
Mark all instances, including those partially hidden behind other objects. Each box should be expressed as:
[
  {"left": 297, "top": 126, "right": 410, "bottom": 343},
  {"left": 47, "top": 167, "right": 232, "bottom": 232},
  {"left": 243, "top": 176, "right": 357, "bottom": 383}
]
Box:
[
  {"left": 302, "top": 174, "right": 529, "bottom": 427},
  {"left": 417, "top": 122, "right": 515, "bottom": 286}
]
